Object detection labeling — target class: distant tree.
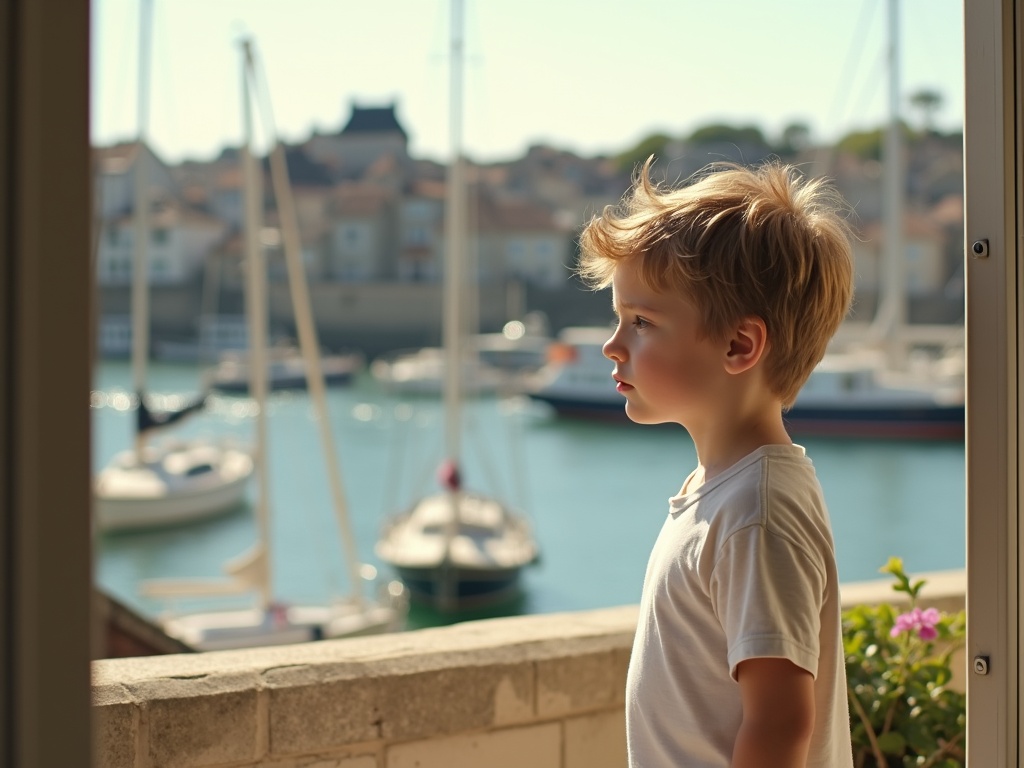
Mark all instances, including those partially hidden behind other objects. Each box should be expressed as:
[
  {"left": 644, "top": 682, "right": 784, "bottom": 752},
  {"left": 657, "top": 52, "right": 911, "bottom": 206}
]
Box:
[
  {"left": 777, "top": 121, "right": 812, "bottom": 157},
  {"left": 614, "top": 123, "right": 780, "bottom": 176},
  {"left": 908, "top": 88, "right": 944, "bottom": 133},
  {"left": 837, "top": 121, "right": 915, "bottom": 161},
  {"left": 614, "top": 132, "right": 674, "bottom": 174},
  {"left": 686, "top": 123, "right": 769, "bottom": 149},
  {"left": 837, "top": 127, "right": 886, "bottom": 161}
]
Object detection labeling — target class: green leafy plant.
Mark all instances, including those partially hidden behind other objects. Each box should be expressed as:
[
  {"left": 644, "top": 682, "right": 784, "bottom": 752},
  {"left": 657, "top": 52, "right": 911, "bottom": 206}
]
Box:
[{"left": 843, "top": 557, "right": 966, "bottom": 768}]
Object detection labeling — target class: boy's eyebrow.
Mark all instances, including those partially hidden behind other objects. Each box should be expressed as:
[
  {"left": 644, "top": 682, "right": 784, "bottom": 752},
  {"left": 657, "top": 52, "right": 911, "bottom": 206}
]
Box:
[{"left": 613, "top": 298, "right": 662, "bottom": 314}]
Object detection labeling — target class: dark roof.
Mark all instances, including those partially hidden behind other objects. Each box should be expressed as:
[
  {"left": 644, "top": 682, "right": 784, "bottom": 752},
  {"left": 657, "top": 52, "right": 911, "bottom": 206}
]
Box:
[
  {"left": 261, "top": 145, "right": 333, "bottom": 188},
  {"left": 341, "top": 104, "right": 407, "bottom": 138}
]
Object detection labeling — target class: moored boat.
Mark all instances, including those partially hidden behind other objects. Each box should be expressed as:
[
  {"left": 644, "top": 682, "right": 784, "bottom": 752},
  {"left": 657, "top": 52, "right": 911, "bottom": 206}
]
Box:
[
  {"left": 211, "top": 345, "right": 363, "bottom": 393},
  {"left": 93, "top": 4, "right": 253, "bottom": 531},
  {"left": 377, "top": 477, "right": 538, "bottom": 610},
  {"left": 524, "top": 326, "right": 965, "bottom": 440},
  {"left": 375, "top": 0, "right": 539, "bottom": 612},
  {"left": 96, "top": 437, "right": 252, "bottom": 530}
]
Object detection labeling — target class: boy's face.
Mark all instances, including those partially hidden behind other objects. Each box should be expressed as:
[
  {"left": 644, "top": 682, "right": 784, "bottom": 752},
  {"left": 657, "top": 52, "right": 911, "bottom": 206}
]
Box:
[{"left": 603, "top": 260, "right": 728, "bottom": 427}]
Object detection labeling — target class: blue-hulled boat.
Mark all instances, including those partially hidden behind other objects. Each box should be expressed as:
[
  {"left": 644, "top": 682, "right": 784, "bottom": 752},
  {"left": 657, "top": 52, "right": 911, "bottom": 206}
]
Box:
[{"left": 524, "top": 327, "right": 965, "bottom": 441}]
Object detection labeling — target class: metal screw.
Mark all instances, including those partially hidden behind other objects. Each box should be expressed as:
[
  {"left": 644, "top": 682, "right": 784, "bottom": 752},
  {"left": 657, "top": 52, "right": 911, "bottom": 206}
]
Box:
[
  {"left": 973, "top": 655, "right": 990, "bottom": 675},
  {"left": 971, "top": 239, "right": 989, "bottom": 258}
]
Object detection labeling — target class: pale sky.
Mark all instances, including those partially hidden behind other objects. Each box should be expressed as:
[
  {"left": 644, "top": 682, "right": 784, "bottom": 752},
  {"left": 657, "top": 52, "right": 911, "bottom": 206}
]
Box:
[{"left": 90, "top": 0, "right": 965, "bottom": 165}]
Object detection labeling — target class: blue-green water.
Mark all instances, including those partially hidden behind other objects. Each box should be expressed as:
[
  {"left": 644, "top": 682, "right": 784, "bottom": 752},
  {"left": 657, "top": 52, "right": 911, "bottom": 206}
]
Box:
[{"left": 93, "top": 362, "right": 966, "bottom": 625}]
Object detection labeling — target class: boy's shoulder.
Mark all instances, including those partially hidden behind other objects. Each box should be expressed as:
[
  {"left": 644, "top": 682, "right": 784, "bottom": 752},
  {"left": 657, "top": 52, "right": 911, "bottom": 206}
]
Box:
[
  {"left": 687, "top": 445, "right": 831, "bottom": 553},
  {"left": 693, "top": 444, "right": 817, "bottom": 506}
]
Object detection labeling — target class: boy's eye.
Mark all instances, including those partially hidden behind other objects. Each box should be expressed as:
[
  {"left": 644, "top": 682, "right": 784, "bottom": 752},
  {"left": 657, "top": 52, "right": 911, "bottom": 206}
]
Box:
[{"left": 633, "top": 317, "right": 650, "bottom": 329}]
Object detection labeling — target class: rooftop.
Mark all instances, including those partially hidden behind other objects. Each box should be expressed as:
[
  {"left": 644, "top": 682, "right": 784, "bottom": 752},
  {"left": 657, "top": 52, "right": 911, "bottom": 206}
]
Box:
[{"left": 341, "top": 103, "right": 408, "bottom": 138}]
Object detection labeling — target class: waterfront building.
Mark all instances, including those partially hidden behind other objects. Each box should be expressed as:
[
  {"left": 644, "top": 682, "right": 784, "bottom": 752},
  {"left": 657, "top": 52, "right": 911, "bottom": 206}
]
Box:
[
  {"left": 328, "top": 182, "right": 398, "bottom": 281},
  {"left": 397, "top": 179, "right": 446, "bottom": 282},
  {"left": 95, "top": 199, "right": 228, "bottom": 287},
  {"left": 94, "top": 141, "right": 177, "bottom": 219},
  {"left": 304, "top": 101, "right": 411, "bottom": 182}
]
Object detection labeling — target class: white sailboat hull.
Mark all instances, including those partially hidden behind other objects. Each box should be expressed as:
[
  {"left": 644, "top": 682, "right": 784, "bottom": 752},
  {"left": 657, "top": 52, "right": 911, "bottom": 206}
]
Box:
[
  {"left": 162, "top": 599, "right": 405, "bottom": 652},
  {"left": 95, "top": 441, "right": 253, "bottom": 531},
  {"left": 370, "top": 347, "right": 509, "bottom": 396}
]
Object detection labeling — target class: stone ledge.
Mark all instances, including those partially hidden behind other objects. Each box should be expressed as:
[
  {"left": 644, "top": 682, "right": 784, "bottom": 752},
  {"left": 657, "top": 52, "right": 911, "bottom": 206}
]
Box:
[
  {"left": 93, "top": 605, "right": 640, "bottom": 688},
  {"left": 92, "top": 570, "right": 964, "bottom": 692},
  {"left": 92, "top": 575, "right": 967, "bottom": 768},
  {"left": 266, "top": 660, "right": 536, "bottom": 752},
  {"left": 93, "top": 606, "right": 639, "bottom": 767}
]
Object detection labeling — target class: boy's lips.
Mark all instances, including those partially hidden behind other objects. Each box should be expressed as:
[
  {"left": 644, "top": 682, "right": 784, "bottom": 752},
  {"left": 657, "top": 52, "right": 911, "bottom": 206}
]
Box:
[{"left": 613, "top": 374, "right": 634, "bottom": 393}]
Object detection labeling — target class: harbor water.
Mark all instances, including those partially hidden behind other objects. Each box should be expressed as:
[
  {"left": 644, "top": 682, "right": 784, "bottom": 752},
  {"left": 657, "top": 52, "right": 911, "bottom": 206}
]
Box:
[{"left": 93, "top": 361, "right": 966, "bottom": 627}]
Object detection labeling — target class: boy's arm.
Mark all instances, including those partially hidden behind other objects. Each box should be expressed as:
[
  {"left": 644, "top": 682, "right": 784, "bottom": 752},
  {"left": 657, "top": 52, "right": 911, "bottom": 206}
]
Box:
[{"left": 731, "top": 658, "right": 815, "bottom": 768}]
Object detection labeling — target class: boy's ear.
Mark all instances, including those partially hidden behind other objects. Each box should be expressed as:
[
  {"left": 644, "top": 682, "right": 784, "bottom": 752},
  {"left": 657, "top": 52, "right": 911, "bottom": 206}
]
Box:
[{"left": 723, "top": 316, "right": 768, "bottom": 375}]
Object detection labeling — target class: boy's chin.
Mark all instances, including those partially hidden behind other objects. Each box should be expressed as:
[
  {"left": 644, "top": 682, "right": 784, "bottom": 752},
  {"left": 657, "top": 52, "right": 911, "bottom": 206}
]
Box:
[{"left": 624, "top": 404, "right": 675, "bottom": 426}]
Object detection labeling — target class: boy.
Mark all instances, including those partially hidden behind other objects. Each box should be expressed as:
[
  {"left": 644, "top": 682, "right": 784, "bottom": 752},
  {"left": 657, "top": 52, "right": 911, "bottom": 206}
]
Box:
[{"left": 579, "top": 160, "right": 855, "bottom": 768}]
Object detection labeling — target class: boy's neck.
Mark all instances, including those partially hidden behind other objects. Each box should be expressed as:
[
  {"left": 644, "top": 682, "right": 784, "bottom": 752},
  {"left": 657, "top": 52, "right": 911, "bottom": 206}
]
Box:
[{"left": 688, "top": 399, "right": 792, "bottom": 485}]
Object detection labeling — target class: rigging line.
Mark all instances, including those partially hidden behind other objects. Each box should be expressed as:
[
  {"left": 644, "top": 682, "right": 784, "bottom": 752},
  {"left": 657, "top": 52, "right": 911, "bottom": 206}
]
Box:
[
  {"left": 465, "top": 175, "right": 480, "bottom": 346},
  {"left": 824, "top": 0, "right": 882, "bottom": 134},
  {"left": 810, "top": 0, "right": 881, "bottom": 174},
  {"left": 392, "top": 399, "right": 442, "bottom": 506},
  {"left": 420, "top": 406, "right": 447, "bottom": 494},
  {"left": 463, "top": 399, "right": 509, "bottom": 500},
  {"left": 382, "top": 402, "right": 414, "bottom": 516},
  {"left": 461, "top": 0, "right": 490, "bottom": 163},
  {"left": 99, "top": 0, "right": 137, "bottom": 146},
  {"left": 288, "top": 408, "right": 345, "bottom": 595},
  {"left": 844, "top": 50, "right": 890, "bottom": 142},
  {"left": 501, "top": 394, "right": 532, "bottom": 517},
  {"left": 149, "top": 0, "right": 181, "bottom": 161},
  {"left": 247, "top": 40, "right": 287, "bottom": 162},
  {"left": 245, "top": 39, "right": 370, "bottom": 601},
  {"left": 902, "top": 1, "right": 960, "bottom": 90},
  {"left": 198, "top": 260, "right": 223, "bottom": 390}
]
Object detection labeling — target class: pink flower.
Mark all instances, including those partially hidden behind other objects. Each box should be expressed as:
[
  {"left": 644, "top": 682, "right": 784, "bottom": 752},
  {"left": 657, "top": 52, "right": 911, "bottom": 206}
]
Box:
[{"left": 891, "top": 607, "right": 941, "bottom": 640}]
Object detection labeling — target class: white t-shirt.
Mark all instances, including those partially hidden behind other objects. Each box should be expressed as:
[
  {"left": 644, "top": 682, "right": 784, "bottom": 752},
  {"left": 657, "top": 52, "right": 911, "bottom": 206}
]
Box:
[{"left": 625, "top": 444, "right": 853, "bottom": 768}]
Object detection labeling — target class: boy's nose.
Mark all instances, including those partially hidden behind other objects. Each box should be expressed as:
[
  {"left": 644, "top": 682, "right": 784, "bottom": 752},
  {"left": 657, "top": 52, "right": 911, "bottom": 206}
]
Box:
[{"left": 602, "top": 333, "right": 624, "bottom": 362}]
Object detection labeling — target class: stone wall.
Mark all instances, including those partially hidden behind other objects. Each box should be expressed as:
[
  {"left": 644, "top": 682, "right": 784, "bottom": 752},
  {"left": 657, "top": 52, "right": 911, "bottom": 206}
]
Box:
[
  {"left": 92, "top": 570, "right": 966, "bottom": 768},
  {"left": 93, "top": 606, "right": 636, "bottom": 768}
]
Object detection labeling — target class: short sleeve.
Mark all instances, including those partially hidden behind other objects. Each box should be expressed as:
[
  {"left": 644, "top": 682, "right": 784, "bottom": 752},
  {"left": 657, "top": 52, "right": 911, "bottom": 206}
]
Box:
[{"left": 709, "top": 525, "right": 826, "bottom": 681}]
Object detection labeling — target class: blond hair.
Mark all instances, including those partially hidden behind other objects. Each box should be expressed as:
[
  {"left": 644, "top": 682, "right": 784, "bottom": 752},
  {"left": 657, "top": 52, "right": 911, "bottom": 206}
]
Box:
[{"left": 578, "top": 159, "right": 854, "bottom": 406}]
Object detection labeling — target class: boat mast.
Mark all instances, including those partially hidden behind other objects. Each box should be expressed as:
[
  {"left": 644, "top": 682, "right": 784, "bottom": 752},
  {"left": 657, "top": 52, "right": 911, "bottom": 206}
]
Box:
[
  {"left": 240, "top": 38, "right": 273, "bottom": 611},
  {"left": 442, "top": 0, "right": 467, "bottom": 474},
  {"left": 244, "top": 44, "right": 366, "bottom": 605},
  {"left": 131, "top": 0, "right": 153, "bottom": 458},
  {"left": 436, "top": 0, "right": 468, "bottom": 612},
  {"left": 874, "top": 0, "right": 906, "bottom": 358}
]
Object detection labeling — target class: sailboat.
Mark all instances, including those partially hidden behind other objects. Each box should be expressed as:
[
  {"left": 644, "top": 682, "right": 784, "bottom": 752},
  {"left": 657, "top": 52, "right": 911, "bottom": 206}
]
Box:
[
  {"left": 94, "top": 0, "right": 253, "bottom": 531},
  {"left": 140, "top": 37, "right": 406, "bottom": 650},
  {"left": 783, "top": 0, "right": 965, "bottom": 440},
  {"left": 375, "top": 0, "right": 539, "bottom": 612}
]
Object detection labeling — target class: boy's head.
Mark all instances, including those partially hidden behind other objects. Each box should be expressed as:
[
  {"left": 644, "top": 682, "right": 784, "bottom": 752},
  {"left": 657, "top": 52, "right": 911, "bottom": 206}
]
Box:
[{"left": 578, "top": 159, "right": 854, "bottom": 407}]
